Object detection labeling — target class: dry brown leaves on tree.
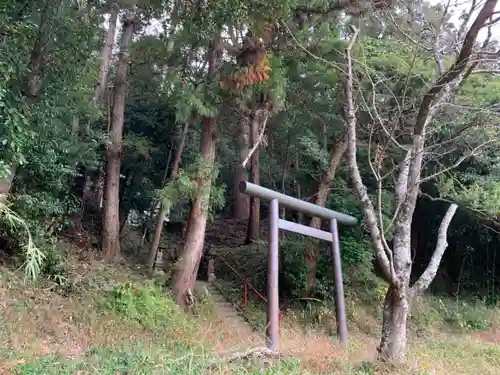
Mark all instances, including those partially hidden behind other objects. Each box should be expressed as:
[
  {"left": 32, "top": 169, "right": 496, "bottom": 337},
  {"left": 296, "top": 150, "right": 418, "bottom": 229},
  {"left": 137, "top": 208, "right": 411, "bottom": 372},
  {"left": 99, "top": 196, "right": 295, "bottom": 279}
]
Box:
[{"left": 220, "top": 55, "right": 272, "bottom": 90}]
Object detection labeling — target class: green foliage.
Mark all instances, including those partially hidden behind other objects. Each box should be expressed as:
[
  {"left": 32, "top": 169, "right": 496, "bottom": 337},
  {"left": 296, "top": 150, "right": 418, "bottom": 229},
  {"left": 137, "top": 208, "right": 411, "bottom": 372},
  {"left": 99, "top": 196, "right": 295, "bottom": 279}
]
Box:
[
  {"left": 0, "top": 195, "right": 44, "bottom": 281},
  {"left": 438, "top": 175, "right": 500, "bottom": 216},
  {"left": 157, "top": 169, "right": 196, "bottom": 209},
  {"left": 280, "top": 237, "right": 310, "bottom": 298},
  {"left": 157, "top": 155, "right": 226, "bottom": 220},
  {"left": 279, "top": 232, "right": 373, "bottom": 302},
  {"left": 411, "top": 296, "right": 498, "bottom": 334},
  {"left": 186, "top": 154, "right": 226, "bottom": 218},
  {"left": 104, "top": 282, "right": 188, "bottom": 330},
  {"left": 7, "top": 347, "right": 304, "bottom": 375},
  {"left": 39, "top": 240, "right": 69, "bottom": 282},
  {"left": 171, "top": 78, "right": 217, "bottom": 123}
]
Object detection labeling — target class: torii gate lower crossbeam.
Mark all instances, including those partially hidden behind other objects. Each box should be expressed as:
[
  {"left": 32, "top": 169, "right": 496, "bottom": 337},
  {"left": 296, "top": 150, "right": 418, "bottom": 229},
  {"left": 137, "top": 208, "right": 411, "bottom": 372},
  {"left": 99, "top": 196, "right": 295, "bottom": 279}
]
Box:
[{"left": 239, "top": 181, "right": 357, "bottom": 352}]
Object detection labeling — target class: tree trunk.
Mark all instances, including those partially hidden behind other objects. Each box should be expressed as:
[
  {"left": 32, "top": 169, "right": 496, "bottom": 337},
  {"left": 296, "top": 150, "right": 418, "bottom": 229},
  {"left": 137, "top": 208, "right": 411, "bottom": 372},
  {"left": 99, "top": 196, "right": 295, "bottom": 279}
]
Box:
[
  {"left": 119, "top": 168, "right": 144, "bottom": 232},
  {"left": 172, "top": 115, "right": 217, "bottom": 308},
  {"left": 96, "top": 167, "right": 105, "bottom": 210},
  {"left": 377, "top": 285, "right": 410, "bottom": 362},
  {"left": 304, "top": 138, "right": 347, "bottom": 296},
  {"left": 246, "top": 111, "right": 265, "bottom": 243},
  {"left": 94, "top": 4, "right": 119, "bottom": 104},
  {"left": 295, "top": 153, "right": 304, "bottom": 224},
  {"left": 171, "top": 123, "right": 189, "bottom": 177},
  {"left": 0, "top": 166, "right": 16, "bottom": 195},
  {"left": 377, "top": 204, "right": 457, "bottom": 362},
  {"left": 147, "top": 123, "right": 189, "bottom": 269},
  {"left": 101, "top": 13, "right": 135, "bottom": 262},
  {"left": 233, "top": 116, "right": 250, "bottom": 219},
  {"left": 72, "top": 115, "right": 79, "bottom": 134},
  {"left": 147, "top": 203, "right": 168, "bottom": 268},
  {"left": 25, "top": 26, "right": 47, "bottom": 100}
]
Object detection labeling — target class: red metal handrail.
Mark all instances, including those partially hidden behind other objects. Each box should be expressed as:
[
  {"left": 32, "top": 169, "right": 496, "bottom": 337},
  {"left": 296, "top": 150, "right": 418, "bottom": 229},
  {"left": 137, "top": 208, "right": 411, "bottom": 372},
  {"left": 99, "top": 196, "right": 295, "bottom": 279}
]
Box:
[
  {"left": 213, "top": 254, "right": 268, "bottom": 305},
  {"left": 212, "top": 253, "right": 285, "bottom": 323},
  {"left": 210, "top": 253, "right": 324, "bottom": 324}
]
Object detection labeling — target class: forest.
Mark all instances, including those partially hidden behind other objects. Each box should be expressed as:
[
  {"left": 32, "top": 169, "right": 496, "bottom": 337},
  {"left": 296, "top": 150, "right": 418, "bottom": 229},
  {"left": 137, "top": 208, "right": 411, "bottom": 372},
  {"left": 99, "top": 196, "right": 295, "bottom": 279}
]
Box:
[{"left": 1, "top": 0, "right": 500, "bottom": 373}]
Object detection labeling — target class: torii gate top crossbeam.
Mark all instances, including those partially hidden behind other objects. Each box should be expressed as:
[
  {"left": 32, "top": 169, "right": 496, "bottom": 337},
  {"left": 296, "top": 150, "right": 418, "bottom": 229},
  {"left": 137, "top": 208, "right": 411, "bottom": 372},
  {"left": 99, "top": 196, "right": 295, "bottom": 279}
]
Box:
[{"left": 239, "top": 181, "right": 357, "bottom": 226}]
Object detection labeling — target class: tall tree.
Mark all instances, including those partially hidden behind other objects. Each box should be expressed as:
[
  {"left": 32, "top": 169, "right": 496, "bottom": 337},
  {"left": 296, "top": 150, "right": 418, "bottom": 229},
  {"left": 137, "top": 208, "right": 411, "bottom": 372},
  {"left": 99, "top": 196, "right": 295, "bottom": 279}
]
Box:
[
  {"left": 147, "top": 122, "right": 189, "bottom": 269},
  {"left": 342, "top": 0, "right": 500, "bottom": 361},
  {"left": 304, "top": 137, "right": 347, "bottom": 296},
  {"left": 102, "top": 10, "right": 136, "bottom": 261},
  {"left": 172, "top": 37, "right": 222, "bottom": 307}
]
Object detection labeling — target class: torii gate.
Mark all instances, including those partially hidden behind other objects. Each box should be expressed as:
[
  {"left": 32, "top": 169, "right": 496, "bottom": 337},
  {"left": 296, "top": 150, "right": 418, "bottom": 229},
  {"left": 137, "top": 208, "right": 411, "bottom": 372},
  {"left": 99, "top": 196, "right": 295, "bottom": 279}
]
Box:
[{"left": 238, "top": 181, "right": 357, "bottom": 352}]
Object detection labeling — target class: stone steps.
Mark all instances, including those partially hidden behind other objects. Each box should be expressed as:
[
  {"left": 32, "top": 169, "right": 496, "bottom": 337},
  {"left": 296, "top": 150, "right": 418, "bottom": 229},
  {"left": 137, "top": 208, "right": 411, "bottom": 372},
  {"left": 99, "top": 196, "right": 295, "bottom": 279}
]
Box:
[{"left": 196, "top": 280, "right": 265, "bottom": 347}]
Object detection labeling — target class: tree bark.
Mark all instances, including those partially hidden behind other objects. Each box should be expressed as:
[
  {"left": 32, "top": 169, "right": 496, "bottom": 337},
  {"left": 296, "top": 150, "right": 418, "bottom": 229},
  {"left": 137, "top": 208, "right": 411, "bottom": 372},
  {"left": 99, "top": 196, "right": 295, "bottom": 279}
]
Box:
[
  {"left": 0, "top": 166, "right": 16, "bottom": 195},
  {"left": 233, "top": 115, "right": 250, "bottom": 219},
  {"left": 172, "top": 38, "right": 221, "bottom": 308},
  {"left": 377, "top": 203, "right": 457, "bottom": 361},
  {"left": 101, "top": 12, "right": 135, "bottom": 262},
  {"left": 147, "top": 122, "right": 189, "bottom": 269},
  {"left": 171, "top": 123, "right": 189, "bottom": 177},
  {"left": 377, "top": 285, "right": 410, "bottom": 362},
  {"left": 94, "top": 4, "right": 119, "bottom": 104},
  {"left": 172, "top": 115, "right": 217, "bottom": 308},
  {"left": 119, "top": 168, "right": 144, "bottom": 232},
  {"left": 96, "top": 167, "right": 105, "bottom": 210},
  {"left": 304, "top": 138, "right": 347, "bottom": 296},
  {"left": 294, "top": 153, "right": 304, "bottom": 224},
  {"left": 147, "top": 203, "right": 168, "bottom": 268},
  {"left": 246, "top": 109, "right": 267, "bottom": 243}
]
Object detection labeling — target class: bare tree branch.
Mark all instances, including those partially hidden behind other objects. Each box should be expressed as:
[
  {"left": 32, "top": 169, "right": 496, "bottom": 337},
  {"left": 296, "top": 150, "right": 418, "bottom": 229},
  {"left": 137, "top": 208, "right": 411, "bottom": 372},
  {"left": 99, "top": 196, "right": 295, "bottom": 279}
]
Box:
[
  {"left": 343, "top": 25, "right": 395, "bottom": 283},
  {"left": 471, "top": 69, "right": 500, "bottom": 75},
  {"left": 387, "top": 11, "right": 431, "bottom": 52},
  {"left": 410, "top": 203, "right": 458, "bottom": 296},
  {"left": 455, "top": 0, "right": 479, "bottom": 48},
  {"left": 431, "top": 0, "right": 453, "bottom": 74},
  {"left": 414, "top": 0, "right": 498, "bottom": 137},
  {"left": 418, "top": 139, "right": 496, "bottom": 184},
  {"left": 241, "top": 109, "right": 269, "bottom": 168}
]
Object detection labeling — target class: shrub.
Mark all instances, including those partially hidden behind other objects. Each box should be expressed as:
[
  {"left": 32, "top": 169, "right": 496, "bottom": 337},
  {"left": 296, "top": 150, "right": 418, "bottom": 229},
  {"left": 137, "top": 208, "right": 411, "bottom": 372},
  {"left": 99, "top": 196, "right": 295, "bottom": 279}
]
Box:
[{"left": 104, "top": 282, "right": 191, "bottom": 330}]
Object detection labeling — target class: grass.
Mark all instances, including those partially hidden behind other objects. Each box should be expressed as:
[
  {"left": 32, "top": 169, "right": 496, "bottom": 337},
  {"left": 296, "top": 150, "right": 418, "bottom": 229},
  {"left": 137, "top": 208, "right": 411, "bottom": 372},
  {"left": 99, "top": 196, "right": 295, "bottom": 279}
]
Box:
[
  {"left": 211, "top": 278, "right": 500, "bottom": 374},
  {"left": 1, "top": 244, "right": 500, "bottom": 374}
]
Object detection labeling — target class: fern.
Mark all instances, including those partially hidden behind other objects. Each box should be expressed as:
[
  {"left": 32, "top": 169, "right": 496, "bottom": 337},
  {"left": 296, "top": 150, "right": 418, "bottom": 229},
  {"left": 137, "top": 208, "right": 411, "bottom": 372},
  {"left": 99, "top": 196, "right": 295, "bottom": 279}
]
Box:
[{"left": 0, "top": 194, "right": 44, "bottom": 282}]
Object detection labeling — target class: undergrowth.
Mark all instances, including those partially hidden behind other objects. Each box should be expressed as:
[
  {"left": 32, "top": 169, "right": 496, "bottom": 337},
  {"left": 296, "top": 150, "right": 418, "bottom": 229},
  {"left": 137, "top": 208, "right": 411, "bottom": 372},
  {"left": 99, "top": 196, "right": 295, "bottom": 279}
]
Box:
[
  {"left": 214, "top": 269, "right": 500, "bottom": 339},
  {"left": 2, "top": 345, "right": 306, "bottom": 375},
  {"left": 104, "top": 282, "right": 189, "bottom": 330},
  {"left": 2, "top": 240, "right": 500, "bottom": 375},
  {"left": 410, "top": 295, "right": 500, "bottom": 335}
]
